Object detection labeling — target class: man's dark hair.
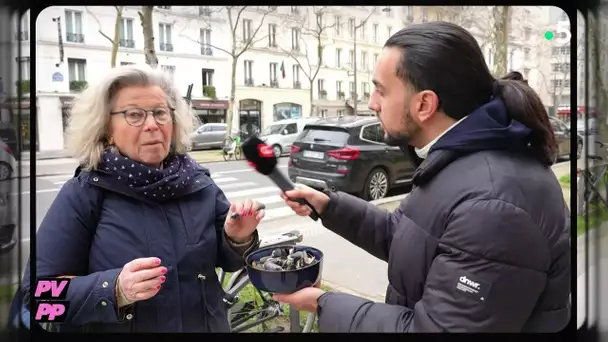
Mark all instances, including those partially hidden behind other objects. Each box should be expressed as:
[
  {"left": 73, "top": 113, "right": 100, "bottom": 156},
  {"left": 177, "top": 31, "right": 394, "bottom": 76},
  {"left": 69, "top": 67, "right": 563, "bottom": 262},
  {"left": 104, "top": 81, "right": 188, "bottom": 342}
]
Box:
[{"left": 385, "top": 21, "right": 557, "bottom": 165}]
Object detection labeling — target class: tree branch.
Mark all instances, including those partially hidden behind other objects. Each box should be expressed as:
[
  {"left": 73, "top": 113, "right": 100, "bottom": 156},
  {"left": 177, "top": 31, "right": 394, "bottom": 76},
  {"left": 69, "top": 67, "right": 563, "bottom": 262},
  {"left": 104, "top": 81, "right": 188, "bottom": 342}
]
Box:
[
  {"left": 235, "top": 7, "right": 275, "bottom": 58},
  {"left": 85, "top": 6, "right": 114, "bottom": 44},
  {"left": 178, "top": 34, "right": 234, "bottom": 57}
]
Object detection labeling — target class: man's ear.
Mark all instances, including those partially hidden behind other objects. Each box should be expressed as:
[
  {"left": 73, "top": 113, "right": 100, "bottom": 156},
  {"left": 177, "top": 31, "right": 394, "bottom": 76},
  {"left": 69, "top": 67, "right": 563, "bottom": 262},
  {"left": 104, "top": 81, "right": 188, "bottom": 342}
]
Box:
[{"left": 416, "top": 90, "right": 440, "bottom": 123}]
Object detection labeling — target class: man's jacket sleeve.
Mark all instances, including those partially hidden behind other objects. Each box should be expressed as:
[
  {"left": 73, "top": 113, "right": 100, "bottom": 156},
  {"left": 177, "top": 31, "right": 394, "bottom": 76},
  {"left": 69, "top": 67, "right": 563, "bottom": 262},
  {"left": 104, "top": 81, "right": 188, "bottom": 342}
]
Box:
[
  {"left": 320, "top": 191, "right": 402, "bottom": 262},
  {"left": 317, "top": 199, "right": 550, "bottom": 332}
]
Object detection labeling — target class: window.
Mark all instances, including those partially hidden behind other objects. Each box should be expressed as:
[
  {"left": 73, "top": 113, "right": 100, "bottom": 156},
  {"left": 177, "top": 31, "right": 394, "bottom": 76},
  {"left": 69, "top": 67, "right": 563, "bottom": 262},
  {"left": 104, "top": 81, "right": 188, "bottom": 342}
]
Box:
[
  {"left": 269, "top": 63, "right": 278, "bottom": 83},
  {"left": 318, "top": 79, "right": 325, "bottom": 91},
  {"left": 18, "top": 57, "right": 30, "bottom": 80},
  {"left": 244, "top": 60, "right": 253, "bottom": 84},
  {"left": 361, "top": 123, "right": 384, "bottom": 143},
  {"left": 362, "top": 82, "right": 369, "bottom": 96},
  {"left": 349, "top": 18, "right": 355, "bottom": 38},
  {"left": 387, "top": 26, "right": 392, "bottom": 39},
  {"left": 161, "top": 65, "right": 175, "bottom": 79},
  {"left": 334, "top": 16, "right": 341, "bottom": 36},
  {"left": 384, "top": 6, "right": 393, "bottom": 17},
  {"left": 284, "top": 123, "right": 298, "bottom": 135},
  {"left": 290, "top": 6, "right": 299, "bottom": 14},
  {"left": 15, "top": 12, "right": 29, "bottom": 40},
  {"left": 293, "top": 65, "right": 300, "bottom": 85},
  {"left": 200, "top": 29, "right": 212, "bottom": 55},
  {"left": 65, "top": 10, "right": 84, "bottom": 43},
  {"left": 349, "top": 49, "right": 354, "bottom": 66},
  {"left": 524, "top": 27, "right": 531, "bottom": 41},
  {"left": 337, "top": 109, "right": 345, "bottom": 116},
  {"left": 242, "top": 19, "right": 252, "bottom": 42},
  {"left": 268, "top": 24, "right": 277, "bottom": 47},
  {"left": 349, "top": 81, "right": 355, "bottom": 95},
  {"left": 552, "top": 46, "right": 569, "bottom": 55},
  {"left": 157, "top": 6, "right": 171, "bottom": 10},
  {"left": 552, "top": 63, "right": 570, "bottom": 72},
  {"left": 202, "top": 69, "right": 214, "bottom": 87},
  {"left": 361, "top": 51, "right": 367, "bottom": 70},
  {"left": 320, "top": 109, "right": 328, "bottom": 118},
  {"left": 524, "top": 47, "right": 531, "bottom": 60},
  {"left": 405, "top": 6, "right": 414, "bottom": 22},
  {"left": 199, "top": 6, "right": 211, "bottom": 16},
  {"left": 335, "top": 48, "right": 342, "bottom": 67},
  {"left": 373, "top": 53, "right": 379, "bottom": 66},
  {"left": 336, "top": 81, "right": 343, "bottom": 98},
  {"left": 159, "top": 23, "right": 173, "bottom": 51},
  {"left": 360, "top": 21, "right": 366, "bottom": 40},
  {"left": 68, "top": 58, "right": 86, "bottom": 81},
  {"left": 119, "top": 18, "right": 134, "bottom": 48},
  {"left": 373, "top": 24, "right": 378, "bottom": 42},
  {"left": 292, "top": 28, "right": 300, "bottom": 50},
  {"left": 523, "top": 68, "right": 530, "bottom": 79}
]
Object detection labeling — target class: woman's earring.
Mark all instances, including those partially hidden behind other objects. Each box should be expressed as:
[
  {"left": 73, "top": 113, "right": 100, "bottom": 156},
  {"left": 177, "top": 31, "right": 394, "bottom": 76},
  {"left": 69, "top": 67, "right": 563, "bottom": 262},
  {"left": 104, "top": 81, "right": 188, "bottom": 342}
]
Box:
[{"left": 108, "top": 136, "right": 115, "bottom": 146}]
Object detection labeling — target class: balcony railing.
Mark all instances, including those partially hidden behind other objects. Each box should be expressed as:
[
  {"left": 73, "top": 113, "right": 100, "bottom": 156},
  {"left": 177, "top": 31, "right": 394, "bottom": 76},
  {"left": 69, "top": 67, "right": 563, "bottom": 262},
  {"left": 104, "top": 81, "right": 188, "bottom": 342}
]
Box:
[
  {"left": 160, "top": 43, "right": 174, "bottom": 52},
  {"left": 119, "top": 39, "right": 135, "bottom": 48},
  {"left": 66, "top": 32, "right": 85, "bottom": 43}
]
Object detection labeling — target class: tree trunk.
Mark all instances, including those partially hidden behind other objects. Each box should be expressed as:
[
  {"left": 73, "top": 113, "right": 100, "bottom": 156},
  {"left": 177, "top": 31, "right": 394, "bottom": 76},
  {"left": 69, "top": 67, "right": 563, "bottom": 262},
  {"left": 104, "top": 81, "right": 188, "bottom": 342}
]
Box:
[
  {"left": 110, "top": 7, "right": 123, "bottom": 68},
  {"left": 309, "top": 82, "right": 314, "bottom": 117},
  {"left": 490, "top": 6, "right": 509, "bottom": 77},
  {"left": 225, "top": 57, "right": 238, "bottom": 140},
  {"left": 140, "top": 6, "right": 158, "bottom": 68}
]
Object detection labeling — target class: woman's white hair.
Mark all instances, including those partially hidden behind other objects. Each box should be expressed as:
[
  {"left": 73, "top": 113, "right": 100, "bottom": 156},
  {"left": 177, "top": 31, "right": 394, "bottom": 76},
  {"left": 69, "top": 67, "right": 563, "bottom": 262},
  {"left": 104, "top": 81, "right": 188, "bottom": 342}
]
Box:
[{"left": 65, "top": 64, "right": 199, "bottom": 170}]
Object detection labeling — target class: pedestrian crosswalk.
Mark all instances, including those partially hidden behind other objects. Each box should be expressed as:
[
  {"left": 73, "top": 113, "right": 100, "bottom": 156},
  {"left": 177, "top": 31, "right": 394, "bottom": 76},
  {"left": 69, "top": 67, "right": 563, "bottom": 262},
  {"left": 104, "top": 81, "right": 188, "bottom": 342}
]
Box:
[{"left": 37, "top": 171, "right": 298, "bottom": 222}]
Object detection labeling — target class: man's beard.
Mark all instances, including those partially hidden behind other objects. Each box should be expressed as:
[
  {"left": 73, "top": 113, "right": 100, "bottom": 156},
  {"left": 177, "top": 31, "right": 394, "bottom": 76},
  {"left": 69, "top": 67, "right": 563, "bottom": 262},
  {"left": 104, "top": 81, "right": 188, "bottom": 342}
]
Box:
[{"left": 383, "top": 109, "right": 420, "bottom": 147}]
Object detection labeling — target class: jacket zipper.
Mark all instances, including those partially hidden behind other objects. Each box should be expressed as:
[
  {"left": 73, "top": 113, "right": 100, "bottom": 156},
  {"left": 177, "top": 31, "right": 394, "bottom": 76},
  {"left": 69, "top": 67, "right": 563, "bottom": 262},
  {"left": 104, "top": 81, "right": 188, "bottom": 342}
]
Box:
[{"left": 198, "top": 274, "right": 209, "bottom": 331}]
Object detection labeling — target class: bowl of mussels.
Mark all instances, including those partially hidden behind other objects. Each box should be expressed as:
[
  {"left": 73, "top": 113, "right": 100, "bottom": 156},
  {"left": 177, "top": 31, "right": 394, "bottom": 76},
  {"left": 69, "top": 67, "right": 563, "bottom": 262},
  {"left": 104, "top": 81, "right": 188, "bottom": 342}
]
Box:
[{"left": 245, "top": 245, "right": 323, "bottom": 294}]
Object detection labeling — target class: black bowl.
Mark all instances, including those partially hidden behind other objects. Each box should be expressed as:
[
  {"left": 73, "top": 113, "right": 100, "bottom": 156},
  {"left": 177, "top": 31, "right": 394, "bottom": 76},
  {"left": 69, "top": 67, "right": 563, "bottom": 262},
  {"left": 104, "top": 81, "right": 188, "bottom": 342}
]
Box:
[{"left": 245, "top": 245, "right": 323, "bottom": 294}]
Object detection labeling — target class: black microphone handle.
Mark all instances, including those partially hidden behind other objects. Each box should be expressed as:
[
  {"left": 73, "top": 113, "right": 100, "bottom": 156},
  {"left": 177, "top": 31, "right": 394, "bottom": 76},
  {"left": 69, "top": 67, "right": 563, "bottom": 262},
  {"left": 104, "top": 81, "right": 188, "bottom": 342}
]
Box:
[{"left": 267, "top": 168, "right": 320, "bottom": 221}]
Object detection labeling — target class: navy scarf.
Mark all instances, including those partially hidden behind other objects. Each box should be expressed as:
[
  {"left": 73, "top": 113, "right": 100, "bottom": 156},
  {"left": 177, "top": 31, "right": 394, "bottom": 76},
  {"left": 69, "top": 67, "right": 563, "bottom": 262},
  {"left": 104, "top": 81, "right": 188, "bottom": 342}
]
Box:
[{"left": 99, "top": 148, "right": 201, "bottom": 201}]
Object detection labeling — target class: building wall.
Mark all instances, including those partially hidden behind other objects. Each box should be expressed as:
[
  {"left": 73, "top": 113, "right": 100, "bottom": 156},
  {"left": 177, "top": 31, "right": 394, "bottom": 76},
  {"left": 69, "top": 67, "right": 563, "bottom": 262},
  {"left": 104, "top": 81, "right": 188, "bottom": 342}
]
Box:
[{"left": 29, "top": 6, "right": 562, "bottom": 152}]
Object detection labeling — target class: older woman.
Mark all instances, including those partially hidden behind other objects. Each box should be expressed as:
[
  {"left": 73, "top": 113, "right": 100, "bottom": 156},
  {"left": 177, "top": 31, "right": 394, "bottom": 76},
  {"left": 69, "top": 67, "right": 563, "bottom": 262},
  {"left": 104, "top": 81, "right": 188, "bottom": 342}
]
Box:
[{"left": 21, "top": 65, "right": 263, "bottom": 332}]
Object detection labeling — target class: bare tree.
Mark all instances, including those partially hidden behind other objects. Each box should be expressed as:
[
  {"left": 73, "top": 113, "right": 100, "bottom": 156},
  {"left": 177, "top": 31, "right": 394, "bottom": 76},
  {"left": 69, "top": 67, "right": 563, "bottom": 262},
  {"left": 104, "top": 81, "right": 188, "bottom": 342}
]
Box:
[
  {"left": 139, "top": 6, "right": 158, "bottom": 68},
  {"left": 180, "top": 6, "right": 277, "bottom": 139},
  {"left": 433, "top": 7, "right": 494, "bottom": 53},
  {"left": 86, "top": 6, "right": 123, "bottom": 68},
  {"left": 278, "top": 7, "right": 339, "bottom": 117}
]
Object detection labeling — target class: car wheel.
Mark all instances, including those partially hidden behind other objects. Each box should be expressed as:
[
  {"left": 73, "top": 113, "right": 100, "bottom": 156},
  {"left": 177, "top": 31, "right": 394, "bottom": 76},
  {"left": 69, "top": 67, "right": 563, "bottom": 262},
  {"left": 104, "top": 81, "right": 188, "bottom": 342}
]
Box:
[
  {"left": 363, "top": 168, "right": 389, "bottom": 201},
  {"left": 272, "top": 145, "right": 282, "bottom": 158},
  {"left": 0, "top": 162, "right": 12, "bottom": 181},
  {"left": 577, "top": 140, "right": 583, "bottom": 160}
]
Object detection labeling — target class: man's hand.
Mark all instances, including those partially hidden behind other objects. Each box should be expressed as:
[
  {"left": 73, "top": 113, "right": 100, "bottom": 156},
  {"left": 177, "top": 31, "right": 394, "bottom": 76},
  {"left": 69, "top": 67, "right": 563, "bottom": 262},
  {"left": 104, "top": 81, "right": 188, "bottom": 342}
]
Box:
[
  {"left": 272, "top": 285, "right": 326, "bottom": 313},
  {"left": 280, "top": 184, "right": 330, "bottom": 216}
]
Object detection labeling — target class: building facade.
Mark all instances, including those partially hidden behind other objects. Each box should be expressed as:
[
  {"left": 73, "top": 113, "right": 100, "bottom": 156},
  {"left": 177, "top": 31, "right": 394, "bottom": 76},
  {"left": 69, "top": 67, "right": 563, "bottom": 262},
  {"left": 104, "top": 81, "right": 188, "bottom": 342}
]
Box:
[{"left": 24, "top": 6, "right": 560, "bottom": 152}]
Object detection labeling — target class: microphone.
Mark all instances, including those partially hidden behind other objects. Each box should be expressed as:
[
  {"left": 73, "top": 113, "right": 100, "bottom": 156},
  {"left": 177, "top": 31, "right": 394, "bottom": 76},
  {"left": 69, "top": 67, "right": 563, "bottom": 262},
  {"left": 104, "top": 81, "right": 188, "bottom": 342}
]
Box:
[{"left": 241, "top": 136, "right": 320, "bottom": 221}]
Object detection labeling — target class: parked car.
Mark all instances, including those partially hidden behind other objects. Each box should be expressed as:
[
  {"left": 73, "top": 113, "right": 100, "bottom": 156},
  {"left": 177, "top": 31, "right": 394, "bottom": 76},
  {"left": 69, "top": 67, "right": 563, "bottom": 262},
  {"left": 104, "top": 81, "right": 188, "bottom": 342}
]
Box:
[
  {"left": 0, "top": 139, "right": 16, "bottom": 181},
  {"left": 549, "top": 117, "right": 583, "bottom": 160},
  {"left": 0, "top": 174, "right": 16, "bottom": 256},
  {"left": 190, "top": 123, "right": 239, "bottom": 150},
  {"left": 577, "top": 115, "right": 597, "bottom": 136},
  {"left": 288, "top": 116, "right": 416, "bottom": 201},
  {"left": 259, "top": 117, "right": 320, "bottom": 158}
]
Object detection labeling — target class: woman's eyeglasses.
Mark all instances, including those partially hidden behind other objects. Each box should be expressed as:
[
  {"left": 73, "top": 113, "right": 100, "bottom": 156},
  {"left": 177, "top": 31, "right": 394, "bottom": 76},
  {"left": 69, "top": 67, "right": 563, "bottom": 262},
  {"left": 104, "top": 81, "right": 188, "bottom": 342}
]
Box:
[{"left": 110, "top": 107, "right": 174, "bottom": 127}]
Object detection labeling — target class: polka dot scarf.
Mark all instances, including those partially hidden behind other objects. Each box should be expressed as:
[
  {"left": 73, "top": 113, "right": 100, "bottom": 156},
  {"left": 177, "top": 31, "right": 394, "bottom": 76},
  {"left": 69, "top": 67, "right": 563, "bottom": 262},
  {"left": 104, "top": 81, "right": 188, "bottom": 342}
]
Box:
[{"left": 99, "top": 148, "right": 201, "bottom": 201}]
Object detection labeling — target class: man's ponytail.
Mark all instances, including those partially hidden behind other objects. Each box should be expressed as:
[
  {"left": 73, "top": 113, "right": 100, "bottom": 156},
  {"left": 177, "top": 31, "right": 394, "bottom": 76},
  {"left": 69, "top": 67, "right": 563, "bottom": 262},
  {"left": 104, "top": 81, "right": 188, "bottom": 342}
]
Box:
[{"left": 493, "top": 72, "right": 558, "bottom": 165}]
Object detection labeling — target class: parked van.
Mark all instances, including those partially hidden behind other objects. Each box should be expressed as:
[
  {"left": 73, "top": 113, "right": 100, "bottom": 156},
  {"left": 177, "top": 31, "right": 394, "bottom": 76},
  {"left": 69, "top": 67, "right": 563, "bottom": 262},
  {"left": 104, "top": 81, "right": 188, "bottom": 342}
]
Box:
[{"left": 259, "top": 117, "right": 319, "bottom": 158}]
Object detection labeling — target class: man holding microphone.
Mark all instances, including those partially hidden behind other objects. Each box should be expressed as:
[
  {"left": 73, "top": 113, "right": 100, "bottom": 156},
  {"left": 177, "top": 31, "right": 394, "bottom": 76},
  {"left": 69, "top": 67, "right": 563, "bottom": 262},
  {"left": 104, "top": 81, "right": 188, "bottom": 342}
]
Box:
[{"left": 273, "top": 22, "right": 570, "bottom": 333}]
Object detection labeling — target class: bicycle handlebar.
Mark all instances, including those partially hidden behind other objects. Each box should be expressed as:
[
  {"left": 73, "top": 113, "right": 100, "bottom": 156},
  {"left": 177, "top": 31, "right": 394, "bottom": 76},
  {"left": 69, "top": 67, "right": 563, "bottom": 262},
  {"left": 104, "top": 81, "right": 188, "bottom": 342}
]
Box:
[{"left": 259, "top": 230, "right": 303, "bottom": 249}]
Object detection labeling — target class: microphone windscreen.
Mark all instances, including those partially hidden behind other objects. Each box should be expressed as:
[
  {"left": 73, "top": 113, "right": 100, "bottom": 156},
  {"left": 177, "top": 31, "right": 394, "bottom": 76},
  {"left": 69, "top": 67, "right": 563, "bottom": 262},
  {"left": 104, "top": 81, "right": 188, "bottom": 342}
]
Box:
[{"left": 241, "top": 137, "right": 277, "bottom": 175}]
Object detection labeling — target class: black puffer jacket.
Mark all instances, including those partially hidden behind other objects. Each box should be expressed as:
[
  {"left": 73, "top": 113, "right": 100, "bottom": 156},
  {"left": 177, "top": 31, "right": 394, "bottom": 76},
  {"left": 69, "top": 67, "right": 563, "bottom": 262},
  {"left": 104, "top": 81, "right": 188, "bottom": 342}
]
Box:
[{"left": 315, "top": 99, "right": 571, "bottom": 332}]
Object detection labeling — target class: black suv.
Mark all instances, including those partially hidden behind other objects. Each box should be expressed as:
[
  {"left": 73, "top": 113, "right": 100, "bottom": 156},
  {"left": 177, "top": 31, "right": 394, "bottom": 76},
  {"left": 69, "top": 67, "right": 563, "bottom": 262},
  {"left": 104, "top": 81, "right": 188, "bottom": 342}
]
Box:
[{"left": 287, "top": 116, "right": 416, "bottom": 201}]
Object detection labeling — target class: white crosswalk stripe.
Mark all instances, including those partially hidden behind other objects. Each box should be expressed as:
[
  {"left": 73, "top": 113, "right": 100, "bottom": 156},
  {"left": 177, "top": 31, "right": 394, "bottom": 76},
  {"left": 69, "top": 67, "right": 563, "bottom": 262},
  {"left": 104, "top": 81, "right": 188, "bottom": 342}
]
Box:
[{"left": 36, "top": 171, "right": 298, "bottom": 221}]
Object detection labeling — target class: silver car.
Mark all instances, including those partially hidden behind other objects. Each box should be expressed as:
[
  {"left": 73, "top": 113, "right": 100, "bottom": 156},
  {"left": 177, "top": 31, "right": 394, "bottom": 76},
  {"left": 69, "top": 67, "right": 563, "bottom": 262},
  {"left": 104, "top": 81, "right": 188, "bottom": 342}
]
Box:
[
  {"left": 190, "top": 123, "right": 238, "bottom": 150},
  {"left": 0, "top": 140, "right": 16, "bottom": 181},
  {"left": 259, "top": 117, "right": 320, "bottom": 158}
]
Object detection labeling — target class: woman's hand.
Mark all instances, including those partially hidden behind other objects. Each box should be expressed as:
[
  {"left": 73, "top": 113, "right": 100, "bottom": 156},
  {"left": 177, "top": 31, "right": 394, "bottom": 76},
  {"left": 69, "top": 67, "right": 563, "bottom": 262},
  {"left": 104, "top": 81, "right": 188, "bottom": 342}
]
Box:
[
  {"left": 116, "top": 257, "right": 167, "bottom": 307},
  {"left": 224, "top": 199, "right": 264, "bottom": 243}
]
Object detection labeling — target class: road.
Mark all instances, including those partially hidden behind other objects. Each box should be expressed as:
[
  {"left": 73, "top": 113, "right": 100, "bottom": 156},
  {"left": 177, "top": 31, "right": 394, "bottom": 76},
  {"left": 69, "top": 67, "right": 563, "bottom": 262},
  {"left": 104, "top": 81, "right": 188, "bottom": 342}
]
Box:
[{"left": 0, "top": 156, "right": 407, "bottom": 291}]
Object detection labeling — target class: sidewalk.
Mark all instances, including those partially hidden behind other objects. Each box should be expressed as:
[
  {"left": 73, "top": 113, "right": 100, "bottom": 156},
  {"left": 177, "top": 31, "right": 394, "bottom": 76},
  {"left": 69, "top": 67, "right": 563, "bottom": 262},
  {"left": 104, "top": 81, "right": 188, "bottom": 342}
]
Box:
[{"left": 317, "top": 160, "right": 572, "bottom": 301}]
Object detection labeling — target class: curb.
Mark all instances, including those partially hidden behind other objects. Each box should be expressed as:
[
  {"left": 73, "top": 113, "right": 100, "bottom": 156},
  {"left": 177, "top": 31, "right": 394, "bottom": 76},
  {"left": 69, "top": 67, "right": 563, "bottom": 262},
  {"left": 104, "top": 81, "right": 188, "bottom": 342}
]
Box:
[{"left": 321, "top": 280, "right": 385, "bottom": 302}]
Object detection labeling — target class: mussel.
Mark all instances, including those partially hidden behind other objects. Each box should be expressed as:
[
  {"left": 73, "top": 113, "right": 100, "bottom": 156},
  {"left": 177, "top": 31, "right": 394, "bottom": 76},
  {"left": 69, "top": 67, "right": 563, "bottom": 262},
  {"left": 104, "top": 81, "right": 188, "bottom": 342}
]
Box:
[{"left": 252, "top": 247, "right": 317, "bottom": 271}]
